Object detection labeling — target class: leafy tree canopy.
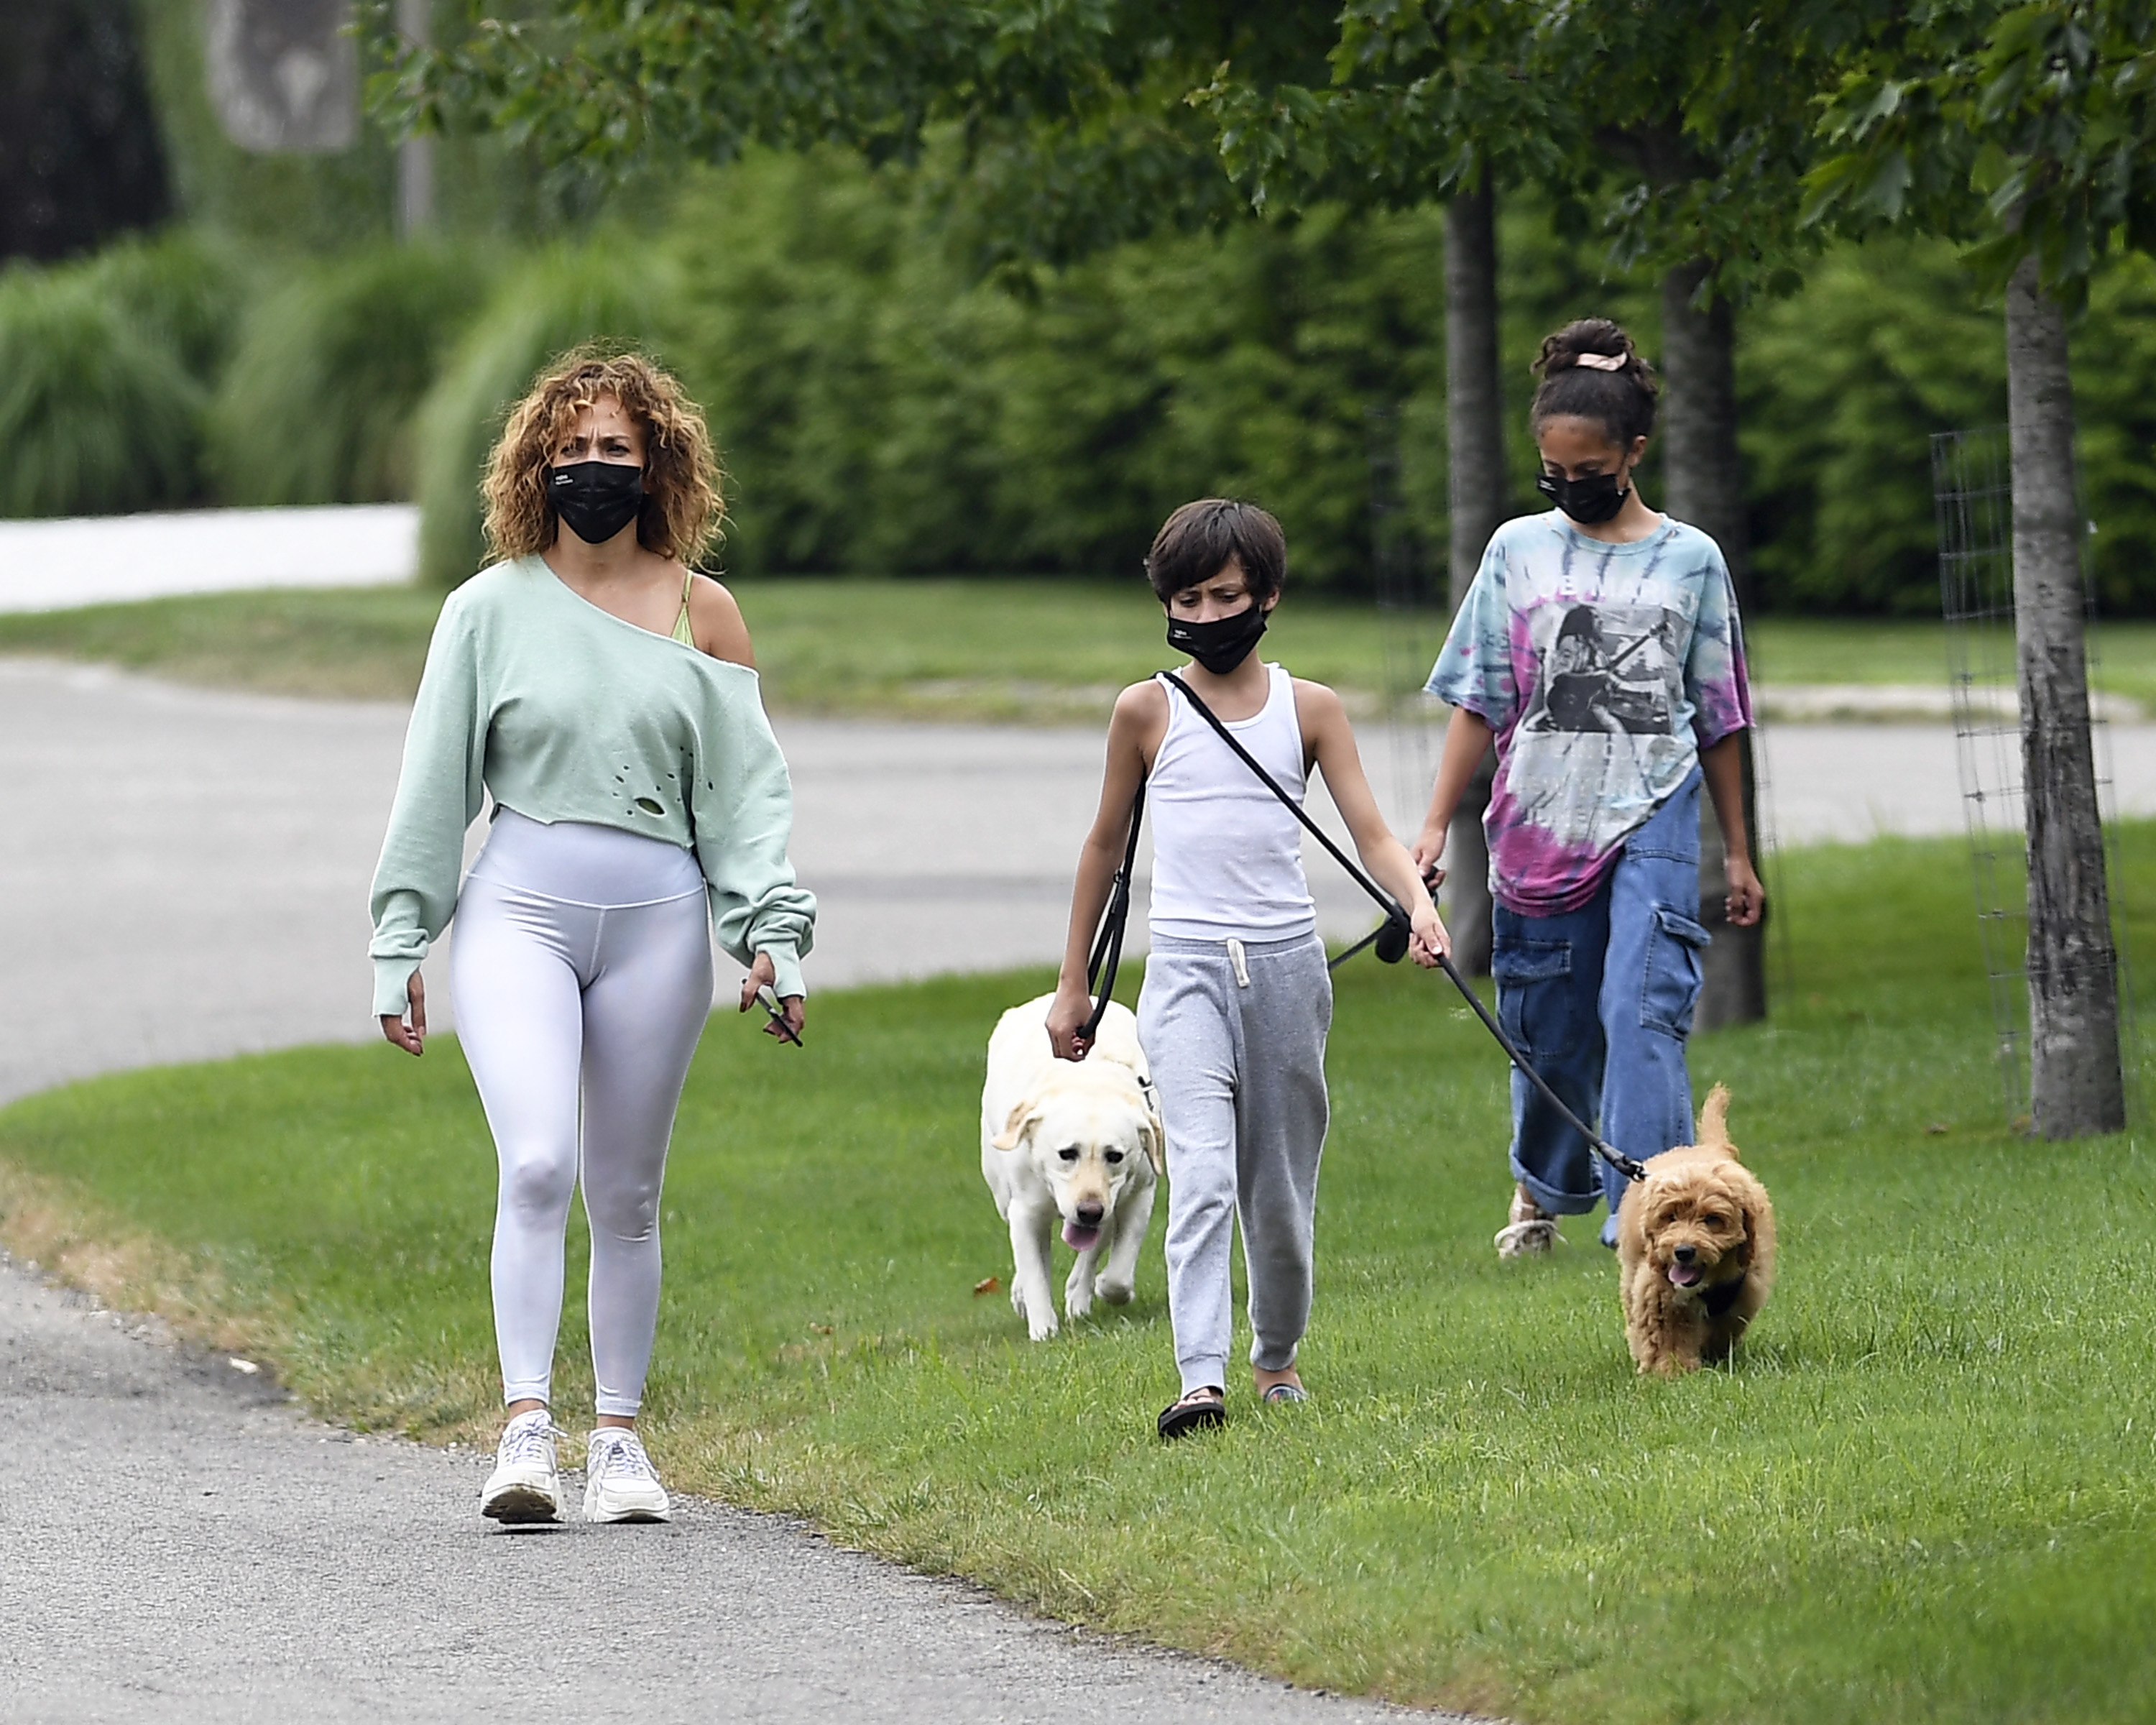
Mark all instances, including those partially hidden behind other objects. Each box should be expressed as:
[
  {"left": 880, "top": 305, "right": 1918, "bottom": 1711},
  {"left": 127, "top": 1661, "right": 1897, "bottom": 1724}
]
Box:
[
  {"left": 361, "top": 1, "right": 1335, "bottom": 270},
  {"left": 1804, "top": 0, "right": 2156, "bottom": 304}
]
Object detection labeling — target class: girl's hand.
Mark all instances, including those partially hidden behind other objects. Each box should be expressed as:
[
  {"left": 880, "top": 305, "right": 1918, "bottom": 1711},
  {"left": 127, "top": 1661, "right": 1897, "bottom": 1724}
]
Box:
[
  {"left": 1725, "top": 855, "right": 1766, "bottom": 928},
  {"left": 381, "top": 972, "right": 425, "bottom": 1057},
  {"left": 740, "top": 952, "right": 806, "bottom": 1041},
  {"left": 1409, "top": 903, "right": 1450, "bottom": 969},
  {"left": 1410, "top": 823, "right": 1448, "bottom": 888},
  {"left": 1044, "top": 980, "right": 1095, "bottom": 1062}
]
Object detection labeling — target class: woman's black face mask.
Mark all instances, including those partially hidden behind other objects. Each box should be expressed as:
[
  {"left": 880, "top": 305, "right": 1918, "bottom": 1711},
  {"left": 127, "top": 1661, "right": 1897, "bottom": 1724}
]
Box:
[
  {"left": 547, "top": 460, "right": 645, "bottom": 543},
  {"left": 1166, "top": 601, "right": 1268, "bottom": 674},
  {"left": 1536, "top": 461, "right": 1631, "bottom": 527}
]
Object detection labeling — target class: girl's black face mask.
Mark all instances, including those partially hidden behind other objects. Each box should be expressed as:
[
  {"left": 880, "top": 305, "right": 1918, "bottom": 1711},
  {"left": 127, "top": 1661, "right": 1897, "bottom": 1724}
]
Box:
[
  {"left": 1167, "top": 602, "right": 1268, "bottom": 674},
  {"left": 1536, "top": 463, "right": 1631, "bottom": 526},
  {"left": 547, "top": 460, "right": 645, "bottom": 543}
]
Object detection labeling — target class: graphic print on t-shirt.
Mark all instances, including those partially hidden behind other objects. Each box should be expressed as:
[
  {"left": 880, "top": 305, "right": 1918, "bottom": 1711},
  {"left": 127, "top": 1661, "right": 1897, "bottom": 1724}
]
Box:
[{"left": 1519, "top": 603, "right": 1678, "bottom": 738}]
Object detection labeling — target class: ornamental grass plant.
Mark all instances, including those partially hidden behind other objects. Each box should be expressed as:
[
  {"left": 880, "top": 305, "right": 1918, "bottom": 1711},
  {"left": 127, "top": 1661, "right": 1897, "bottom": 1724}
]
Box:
[
  {"left": 208, "top": 243, "right": 494, "bottom": 507},
  {"left": 0, "top": 264, "right": 205, "bottom": 518}
]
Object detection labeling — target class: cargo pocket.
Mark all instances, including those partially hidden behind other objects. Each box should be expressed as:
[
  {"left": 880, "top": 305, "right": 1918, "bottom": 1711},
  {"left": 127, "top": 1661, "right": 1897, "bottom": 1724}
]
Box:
[
  {"left": 1641, "top": 907, "right": 1710, "bottom": 1039},
  {"left": 1492, "top": 938, "right": 1577, "bottom": 1061}
]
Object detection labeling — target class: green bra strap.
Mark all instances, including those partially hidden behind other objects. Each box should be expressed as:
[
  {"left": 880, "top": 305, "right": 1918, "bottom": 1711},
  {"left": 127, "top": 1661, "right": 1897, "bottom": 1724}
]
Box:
[{"left": 671, "top": 570, "right": 696, "bottom": 646}]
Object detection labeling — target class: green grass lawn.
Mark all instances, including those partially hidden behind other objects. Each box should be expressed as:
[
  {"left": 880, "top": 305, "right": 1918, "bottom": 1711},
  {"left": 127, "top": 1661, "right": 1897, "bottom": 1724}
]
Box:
[
  {"left": 5, "top": 829, "right": 2155, "bottom": 1722},
  {"left": 6, "top": 578, "right": 2155, "bottom": 719}
]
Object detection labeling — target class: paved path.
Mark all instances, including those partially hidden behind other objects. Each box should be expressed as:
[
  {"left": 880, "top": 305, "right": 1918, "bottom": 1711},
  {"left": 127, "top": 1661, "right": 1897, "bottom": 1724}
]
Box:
[
  {"left": 0, "top": 1266, "right": 1417, "bottom": 1724},
  {"left": 0, "top": 505, "right": 416, "bottom": 612}
]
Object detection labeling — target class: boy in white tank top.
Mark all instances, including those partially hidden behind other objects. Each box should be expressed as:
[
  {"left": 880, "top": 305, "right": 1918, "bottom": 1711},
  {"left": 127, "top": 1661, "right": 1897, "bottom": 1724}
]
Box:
[{"left": 1046, "top": 500, "right": 1448, "bottom": 1438}]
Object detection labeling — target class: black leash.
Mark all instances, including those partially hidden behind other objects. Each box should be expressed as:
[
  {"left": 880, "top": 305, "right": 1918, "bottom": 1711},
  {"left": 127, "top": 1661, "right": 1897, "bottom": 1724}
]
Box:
[
  {"left": 1432, "top": 949, "right": 1644, "bottom": 1182},
  {"left": 1158, "top": 671, "right": 1644, "bottom": 1186},
  {"left": 1082, "top": 783, "right": 1145, "bottom": 1043}
]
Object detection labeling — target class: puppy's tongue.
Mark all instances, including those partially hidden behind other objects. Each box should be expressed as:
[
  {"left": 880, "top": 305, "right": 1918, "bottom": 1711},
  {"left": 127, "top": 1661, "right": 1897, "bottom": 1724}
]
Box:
[
  {"left": 1668, "top": 1262, "right": 1704, "bottom": 1289},
  {"left": 1062, "top": 1220, "right": 1102, "bottom": 1251}
]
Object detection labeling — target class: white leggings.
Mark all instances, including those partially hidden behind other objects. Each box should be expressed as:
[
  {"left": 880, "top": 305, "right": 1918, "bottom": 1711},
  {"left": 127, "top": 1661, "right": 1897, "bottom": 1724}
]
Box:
[{"left": 451, "top": 810, "right": 714, "bottom": 1419}]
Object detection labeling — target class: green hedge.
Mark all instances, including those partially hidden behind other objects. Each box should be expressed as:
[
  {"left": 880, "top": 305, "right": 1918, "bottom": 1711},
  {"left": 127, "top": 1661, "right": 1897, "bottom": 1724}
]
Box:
[
  {"left": 660, "top": 151, "right": 1453, "bottom": 586},
  {"left": 410, "top": 151, "right": 1452, "bottom": 588},
  {"left": 11, "top": 151, "right": 2156, "bottom": 617},
  {"left": 1740, "top": 239, "right": 2156, "bottom": 615}
]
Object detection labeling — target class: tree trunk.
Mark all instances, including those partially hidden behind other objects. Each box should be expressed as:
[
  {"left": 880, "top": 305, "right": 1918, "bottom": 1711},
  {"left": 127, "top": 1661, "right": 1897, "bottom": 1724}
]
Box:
[
  {"left": 1659, "top": 259, "right": 1766, "bottom": 1029},
  {"left": 2006, "top": 257, "right": 2124, "bottom": 1136},
  {"left": 1443, "top": 185, "right": 1504, "bottom": 975},
  {"left": 395, "top": 0, "right": 436, "bottom": 236}
]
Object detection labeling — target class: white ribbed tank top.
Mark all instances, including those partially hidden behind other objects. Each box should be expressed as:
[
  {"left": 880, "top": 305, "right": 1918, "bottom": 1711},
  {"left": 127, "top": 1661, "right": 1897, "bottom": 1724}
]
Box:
[{"left": 1146, "top": 664, "right": 1317, "bottom": 942}]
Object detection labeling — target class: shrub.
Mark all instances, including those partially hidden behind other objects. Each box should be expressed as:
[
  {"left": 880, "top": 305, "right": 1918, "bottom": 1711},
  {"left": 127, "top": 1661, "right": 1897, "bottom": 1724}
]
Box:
[
  {"left": 977, "top": 203, "right": 1449, "bottom": 586},
  {"left": 413, "top": 246, "right": 680, "bottom": 586},
  {"left": 663, "top": 149, "right": 945, "bottom": 578},
  {"left": 659, "top": 150, "right": 1452, "bottom": 587},
  {"left": 210, "top": 244, "right": 493, "bottom": 507},
  {"left": 0, "top": 264, "right": 201, "bottom": 518}
]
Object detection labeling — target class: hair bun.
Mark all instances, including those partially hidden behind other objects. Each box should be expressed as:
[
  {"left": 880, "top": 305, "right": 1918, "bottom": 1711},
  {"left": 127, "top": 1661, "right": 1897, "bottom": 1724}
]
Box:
[{"left": 1534, "top": 318, "right": 1636, "bottom": 380}]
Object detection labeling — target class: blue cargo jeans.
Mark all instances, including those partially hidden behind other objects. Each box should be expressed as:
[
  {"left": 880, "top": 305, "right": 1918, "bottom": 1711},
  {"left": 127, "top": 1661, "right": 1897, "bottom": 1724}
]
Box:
[{"left": 1490, "top": 769, "right": 1710, "bottom": 1236}]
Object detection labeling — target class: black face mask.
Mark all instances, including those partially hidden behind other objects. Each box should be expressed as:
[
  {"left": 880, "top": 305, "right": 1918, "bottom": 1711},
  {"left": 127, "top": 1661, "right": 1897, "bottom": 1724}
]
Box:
[
  {"left": 547, "top": 461, "right": 645, "bottom": 544},
  {"left": 1167, "top": 602, "right": 1268, "bottom": 675},
  {"left": 1537, "top": 464, "right": 1631, "bottom": 526}
]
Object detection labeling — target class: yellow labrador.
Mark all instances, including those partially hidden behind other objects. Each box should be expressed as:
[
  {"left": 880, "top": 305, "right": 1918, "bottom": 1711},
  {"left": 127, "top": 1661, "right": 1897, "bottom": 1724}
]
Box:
[{"left": 981, "top": 993, "right": 1163, "bottom": 1340}]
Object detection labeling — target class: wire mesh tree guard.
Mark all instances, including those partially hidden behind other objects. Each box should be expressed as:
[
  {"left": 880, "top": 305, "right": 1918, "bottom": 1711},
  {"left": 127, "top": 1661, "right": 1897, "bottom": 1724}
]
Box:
[{"left": 1932, "top": 425, "right": 2135, "bottom": 1128}]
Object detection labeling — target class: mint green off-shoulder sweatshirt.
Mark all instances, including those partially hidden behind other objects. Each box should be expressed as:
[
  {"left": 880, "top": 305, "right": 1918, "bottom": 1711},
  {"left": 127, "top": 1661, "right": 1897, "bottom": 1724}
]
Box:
[{"left": 368, "top": 557, "right": 816, "bottom": 1016}]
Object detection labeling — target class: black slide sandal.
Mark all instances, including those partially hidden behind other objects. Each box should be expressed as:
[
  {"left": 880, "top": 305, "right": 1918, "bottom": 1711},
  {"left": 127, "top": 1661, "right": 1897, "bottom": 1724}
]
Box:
[{"left": 1158, "top": 1388, "right": 1227, "bottom": 1440}]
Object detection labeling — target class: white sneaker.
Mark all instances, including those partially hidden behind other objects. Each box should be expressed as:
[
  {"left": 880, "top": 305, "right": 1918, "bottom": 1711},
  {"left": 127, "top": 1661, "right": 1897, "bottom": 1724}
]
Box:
[
  {"left": 481, "top": 1409, "right": 566, "bottom": 1523},
  {"left": 583, "top": 1427, "right": 671, "bottom": 1524}
]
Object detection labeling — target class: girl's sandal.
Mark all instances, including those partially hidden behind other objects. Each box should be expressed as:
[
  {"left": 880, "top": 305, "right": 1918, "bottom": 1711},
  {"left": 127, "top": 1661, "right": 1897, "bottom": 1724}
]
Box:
[
  {"left": 1260, "top": 1381, "right": 1307, "bottom": 1405},
  {"left": 1157, "top": 1386, "right": 1227, "bottom": 1440}
]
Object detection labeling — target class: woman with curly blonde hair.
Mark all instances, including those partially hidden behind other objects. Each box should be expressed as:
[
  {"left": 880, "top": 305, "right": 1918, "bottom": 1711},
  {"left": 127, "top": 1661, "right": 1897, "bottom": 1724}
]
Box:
[{"left": 369, "top": 346, "right": 816, "bottom": 1526}]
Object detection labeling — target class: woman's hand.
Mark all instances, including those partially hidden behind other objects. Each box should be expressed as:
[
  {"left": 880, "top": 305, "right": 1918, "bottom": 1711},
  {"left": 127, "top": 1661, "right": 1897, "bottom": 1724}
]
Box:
[
  {"left": 739, "top": 952, "right": 806, "bottom": 1041},
  {"left": 381, "top": 972, "right": 426, "bottom": 1057},
  {"left": 1044, "top": 979, "right": 1096, "bottom": 1062},
  {"left": 1724, "top": 854, "right": 1766, "bottom": 928}
]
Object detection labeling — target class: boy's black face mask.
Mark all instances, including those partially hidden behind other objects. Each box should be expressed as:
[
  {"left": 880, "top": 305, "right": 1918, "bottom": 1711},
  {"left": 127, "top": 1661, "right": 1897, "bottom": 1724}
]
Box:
[
  {"left": 1167, "top": 602, "right": 1268, "bottom": 674},
  {"left": 547, "top": 460, "right": 645, "bottom": 543},
  {"left": 1536, "top": 464, "right": 1630, "bottom": 526}
]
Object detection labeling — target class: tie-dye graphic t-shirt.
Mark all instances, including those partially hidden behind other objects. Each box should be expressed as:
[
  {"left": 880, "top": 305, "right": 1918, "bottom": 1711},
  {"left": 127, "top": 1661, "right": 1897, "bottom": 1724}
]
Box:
[{"left": 1427, "top": 512, "right": 1752, "bottom": 916}]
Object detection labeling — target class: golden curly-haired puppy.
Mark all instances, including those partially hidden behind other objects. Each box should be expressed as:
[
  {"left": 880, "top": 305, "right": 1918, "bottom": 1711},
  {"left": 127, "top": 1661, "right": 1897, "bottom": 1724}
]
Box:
[{"left": 1616, "top": 1085, "right": 1775, "bottom": 1376}]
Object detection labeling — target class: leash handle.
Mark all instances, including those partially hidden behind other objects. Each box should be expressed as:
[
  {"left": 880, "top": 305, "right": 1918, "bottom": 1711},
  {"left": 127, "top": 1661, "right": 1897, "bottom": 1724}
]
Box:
[
  {"left": 1435, "top": 952, "right": 1644, "bottom": 1184},
  {"left": 1082, "top": 782, "right": 1145, "bottom": 1043}
]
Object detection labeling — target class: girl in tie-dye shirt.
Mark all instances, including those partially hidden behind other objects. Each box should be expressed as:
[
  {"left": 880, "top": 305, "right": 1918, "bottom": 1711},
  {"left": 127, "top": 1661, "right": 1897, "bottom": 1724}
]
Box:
[{"left": 1414, "top": 318, "right": 1763, "bottom": 1259}]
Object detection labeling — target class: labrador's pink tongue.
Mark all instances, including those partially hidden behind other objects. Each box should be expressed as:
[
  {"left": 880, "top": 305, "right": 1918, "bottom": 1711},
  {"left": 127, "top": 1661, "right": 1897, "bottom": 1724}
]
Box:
[
  {"left": 1668, "top": 1263, "right": 1703, "bottom": 1288},
  {"left": 1062, "top": 1220, "right": 1102, "bottom": 1251}
]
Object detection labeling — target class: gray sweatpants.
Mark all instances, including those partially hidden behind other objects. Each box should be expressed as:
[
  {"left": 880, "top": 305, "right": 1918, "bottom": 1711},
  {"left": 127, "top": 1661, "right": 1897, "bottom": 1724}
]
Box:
[{"left": 1138, "top": 931, "right": 1333, "bottom": 1397}]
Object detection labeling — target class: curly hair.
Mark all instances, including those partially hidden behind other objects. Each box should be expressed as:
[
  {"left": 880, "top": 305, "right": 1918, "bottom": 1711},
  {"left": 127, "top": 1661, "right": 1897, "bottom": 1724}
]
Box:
[
  {"left": 1529, "top": 317, "right": 1660, "bottom": 448},
  {"left": 482, "top": 346, "right": 724, "bottom": 566}
]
